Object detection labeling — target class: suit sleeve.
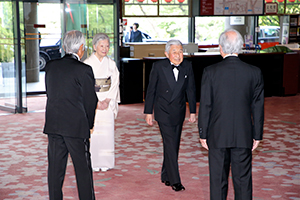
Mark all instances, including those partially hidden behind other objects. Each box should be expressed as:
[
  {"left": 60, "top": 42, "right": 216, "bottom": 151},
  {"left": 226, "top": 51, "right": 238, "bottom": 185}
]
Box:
[
  {"left": 198, "top": 68, "right": 212, "bottom": 139},
  {"left": 83, "top": 66, "right": 98, "bottom": 129},
  {"left": 144, "top": 63, "right": 158, "bottom": 114},
  {"left": 186, "top": 61, "right": 196, "bottom": 113},
  {"left": 251, "top": 69, "right": 264, "bottom": 140}
]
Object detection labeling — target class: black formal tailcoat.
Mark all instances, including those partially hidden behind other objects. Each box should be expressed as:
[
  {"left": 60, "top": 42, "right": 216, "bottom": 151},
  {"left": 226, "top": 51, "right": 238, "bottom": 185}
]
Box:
[
  {"left": 144, "top": 58, "right": 196, "bottom": 125},
  {"left": 198, "top": 56, "right": 264, "bottom": 149},
  {"left": 43, "top": 54, "right": 98, "bottom": 139}
]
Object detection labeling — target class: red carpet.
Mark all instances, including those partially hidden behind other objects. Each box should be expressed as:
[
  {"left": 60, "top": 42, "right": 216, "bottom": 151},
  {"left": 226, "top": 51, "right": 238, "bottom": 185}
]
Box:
[{"left": 0, "top": 95, "right": 299, "bottom": 200}]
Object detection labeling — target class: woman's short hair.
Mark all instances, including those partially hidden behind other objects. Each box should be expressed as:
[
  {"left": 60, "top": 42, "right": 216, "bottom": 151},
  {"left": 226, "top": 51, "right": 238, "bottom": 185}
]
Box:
[
  {"left": 165, "top": 39, "right": 183, "bottom": 53},
  {"left": 219, "top": 29, "right": 244, "bottom": 54},
  {"left": 63, "top": 30, "right": 85, "bottom": 54},
  {"left": 92, "top": 33, "right": 110, "bottom": 49}
]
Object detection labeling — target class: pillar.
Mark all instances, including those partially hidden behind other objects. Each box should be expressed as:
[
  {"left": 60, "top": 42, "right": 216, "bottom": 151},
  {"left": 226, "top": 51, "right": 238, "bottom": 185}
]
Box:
[{"left": 24, "top": 2, "right": 39, "bottom": 83}]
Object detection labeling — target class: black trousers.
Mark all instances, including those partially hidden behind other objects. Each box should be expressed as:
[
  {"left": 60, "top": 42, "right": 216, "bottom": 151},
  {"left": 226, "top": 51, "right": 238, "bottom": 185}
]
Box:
[
  {"left": 158, "top": 122, "right": 183, "bottom": 185},
  {"left": 209, "top": 148, "right": 252, "bottom": 200},
  {"left": 47, "top": 133, "right": 95, "bottom": 200}
]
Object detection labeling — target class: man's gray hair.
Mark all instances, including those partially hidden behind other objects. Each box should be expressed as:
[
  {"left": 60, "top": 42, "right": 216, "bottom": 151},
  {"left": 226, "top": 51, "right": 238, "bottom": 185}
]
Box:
[
  {"left": 165, "top": 39, "right": 183, "bottom": 53},
  {"left": 92, "top": 33, "right": 110, "bottom": 49},
  {"left": 63, "top": 30, "right": 85, "bottom": 54},
  {"left": 219, "top": 29, "right": 244, "bottom": 54}
]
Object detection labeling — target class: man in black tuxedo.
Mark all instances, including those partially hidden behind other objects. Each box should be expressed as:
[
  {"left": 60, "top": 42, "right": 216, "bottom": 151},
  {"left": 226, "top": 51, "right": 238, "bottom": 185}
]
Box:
[
  {"left": 43, "top": 30, "right": 98, "bottom": 200},
  {"left": 144, "top": 39, "right": 196, "bottom": 191},
  {"left": 198, "top": 29, "right": 264, "bottom": 200}
]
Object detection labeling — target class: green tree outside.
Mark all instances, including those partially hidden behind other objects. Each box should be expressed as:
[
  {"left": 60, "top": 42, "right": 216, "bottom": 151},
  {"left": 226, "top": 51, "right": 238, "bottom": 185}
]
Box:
[{"left": 0, "top": 2, "right": 14, "bottom": 62}]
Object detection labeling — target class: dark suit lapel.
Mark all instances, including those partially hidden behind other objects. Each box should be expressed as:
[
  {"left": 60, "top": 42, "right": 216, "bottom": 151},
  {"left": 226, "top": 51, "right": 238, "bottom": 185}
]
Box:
[{"left": 162, "top": 63, "right": 176, "bottom": 92}]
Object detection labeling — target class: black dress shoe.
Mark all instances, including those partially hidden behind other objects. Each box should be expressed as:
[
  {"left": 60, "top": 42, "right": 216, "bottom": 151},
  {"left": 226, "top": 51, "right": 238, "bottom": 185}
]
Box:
[
  {"left": 172, "top": 183, "right": 185, "bottom": 191},
  {"left": 161, "top": 180, "right": 171, "bottom": 186}
]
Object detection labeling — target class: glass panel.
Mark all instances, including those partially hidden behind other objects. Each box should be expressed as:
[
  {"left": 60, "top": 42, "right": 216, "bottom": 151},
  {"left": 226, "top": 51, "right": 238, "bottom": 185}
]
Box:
[
  {"left": 64, "top": 3, "right": 87, "bottom": 32},
  {"left": 24, "top": 1, "right": 40, "bottom": 92},
  {"left": 124, "top": 0, "right": 158, "bottom": 16},
  {"left": 0, "top": 2, "right": 17, "bottom": 113},
  {"left": 264, "top": 27, "right": 280, "bottom": 37},
  {"left": 277, "top": 1, "right": 285, "bottom": 14},
  {"left": 20, "top": 1, "right": 27, "bottom": 112},
  {"left": 285, "top": 1, "right": 300, "bottom": 14},
  {"left": 124, "top": 0, "right": 189, "bottom": 16},
  {"left": 195, "top": 16, "right": 225, "bottom": 45},
  {"left": 62, "top": 1, "right": 88, "bottom": 59},
  {"left": 123, "top": 17, "right": 188, "bottom": 43},
  {"left": 86, "top": 4, "right": 115, "bottom": 59},
  {"left": 37, "top": 3, "right": 62, "bottom": 70},
  {"left": 276, "top": 0, "right": 300, "bottom": 14},
  {"left": 258, "top": 16, "right": 280, "bottom": 44},
  {"left": 159, "top": 0, "right": 189, "bottom": 16}
]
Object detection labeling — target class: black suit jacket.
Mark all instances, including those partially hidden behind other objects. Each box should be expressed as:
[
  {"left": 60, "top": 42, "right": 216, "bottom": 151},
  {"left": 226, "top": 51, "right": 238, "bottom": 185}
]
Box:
[
  {"left": 198, "top": 56, "right": 264, "bottom": 149},
  {"left": 43, "top": 54, "right": 98, "bottom": 139},
  {"left": 144, "top": 58, "right": 196, "bottom": 126}
]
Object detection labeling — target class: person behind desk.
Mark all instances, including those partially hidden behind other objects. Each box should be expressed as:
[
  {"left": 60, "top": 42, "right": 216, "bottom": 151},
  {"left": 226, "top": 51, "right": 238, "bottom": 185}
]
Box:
[
  {"left": 84, "top": 33, "right": 120, "bottom": 172},
  {"left": 129, "top": 23, "right": 143, "bottom": 42},
  {"left": 43, "top": 30, "right": 98, "bottom": 200},
  {"left": 144, "top": 39, "right": 196, "bottom": 192},
  {"left": 124, "top": 26, "right": 132, "bottom": 43},
  {"left": 198, "top": 29, "right": 264, "bottom": 200}
]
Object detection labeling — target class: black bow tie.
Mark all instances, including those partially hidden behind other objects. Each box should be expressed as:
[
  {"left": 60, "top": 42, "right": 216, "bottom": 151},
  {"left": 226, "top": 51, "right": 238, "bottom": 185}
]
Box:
[{"left": 172, "top": 64, "right": 180, "bottom": 70}]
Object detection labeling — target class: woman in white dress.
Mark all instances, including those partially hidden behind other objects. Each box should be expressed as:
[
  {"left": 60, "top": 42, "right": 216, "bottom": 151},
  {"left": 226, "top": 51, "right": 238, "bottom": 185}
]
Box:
[{"left": 84, "top": 33, "right": 120, "bottom": 172}]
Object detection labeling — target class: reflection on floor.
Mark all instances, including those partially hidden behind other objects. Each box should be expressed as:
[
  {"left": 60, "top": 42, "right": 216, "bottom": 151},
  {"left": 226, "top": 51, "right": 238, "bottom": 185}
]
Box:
[
  {"left": 0, "top": 71, "right": 45, "bottom": 114},
  {"left": 26, "top": 71, "right": 46, "bottom": 93}
]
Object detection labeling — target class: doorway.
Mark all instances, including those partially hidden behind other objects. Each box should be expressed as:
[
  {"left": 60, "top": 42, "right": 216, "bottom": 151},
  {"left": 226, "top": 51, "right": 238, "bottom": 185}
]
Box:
[
  {"left": 0, "top": 0, "right": 118, "bottom": 113},
  {"left": 0, "top": 1, "right": 26, "bottom": 114}
]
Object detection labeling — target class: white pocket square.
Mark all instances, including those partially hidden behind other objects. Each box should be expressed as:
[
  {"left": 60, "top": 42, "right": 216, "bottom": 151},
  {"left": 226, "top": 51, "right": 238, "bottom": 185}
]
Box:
[{"left": 185, "top": 75, "right": 188, "bottom": 78}]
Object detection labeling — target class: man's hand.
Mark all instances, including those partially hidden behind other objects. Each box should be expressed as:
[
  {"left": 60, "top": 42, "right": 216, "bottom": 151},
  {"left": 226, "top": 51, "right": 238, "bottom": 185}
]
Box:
[
  {"left": 189, "top": 113, "right": 196, "bottom": 123},
  {"left": 252, "top": 140, "right": 260, "bottom": 151},
  {"left": 199, "top": 139, "right": 208, "bottom": 150},
  {"left": 145, "top": 114, "right": 153, "bottom": 126}
]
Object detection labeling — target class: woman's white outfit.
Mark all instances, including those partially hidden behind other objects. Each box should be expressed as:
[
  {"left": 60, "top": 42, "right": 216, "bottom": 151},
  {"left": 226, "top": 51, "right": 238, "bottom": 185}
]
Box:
[{"left": 84, "top": 54, "right": 120, "bottom": 171}]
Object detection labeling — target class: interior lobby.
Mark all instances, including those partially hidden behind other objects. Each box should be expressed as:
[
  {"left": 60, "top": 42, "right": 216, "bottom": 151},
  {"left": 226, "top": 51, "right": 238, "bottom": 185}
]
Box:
[{"left": 0, "top": 0, "right": 300, "bottom": 199}]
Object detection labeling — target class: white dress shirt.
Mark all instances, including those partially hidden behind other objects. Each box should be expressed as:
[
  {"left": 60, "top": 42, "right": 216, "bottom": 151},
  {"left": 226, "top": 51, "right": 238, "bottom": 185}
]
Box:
[{"left": 171, "top": 62, "right": 179, "bottom": 81}]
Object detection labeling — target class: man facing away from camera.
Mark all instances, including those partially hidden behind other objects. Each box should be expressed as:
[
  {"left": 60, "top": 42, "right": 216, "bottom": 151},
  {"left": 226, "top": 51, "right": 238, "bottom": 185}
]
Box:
[
  {"left": 198, "top": 29, "right": 264, "bottom": 200},
  {"left": 43, "top": 30, "right": 98, "bottom": 200}
]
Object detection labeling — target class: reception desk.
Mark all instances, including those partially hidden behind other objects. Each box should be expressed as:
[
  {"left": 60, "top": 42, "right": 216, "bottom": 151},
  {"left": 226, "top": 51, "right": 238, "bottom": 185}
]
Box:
[
  {"left": 119, "top": 58, "right": 144, "bottom": 104},
  {"left": 186, "top": 52, "right": 299, "bottom": 100},
  {"left": 120, "top": 52, "right": 299, "bottom": 103}
]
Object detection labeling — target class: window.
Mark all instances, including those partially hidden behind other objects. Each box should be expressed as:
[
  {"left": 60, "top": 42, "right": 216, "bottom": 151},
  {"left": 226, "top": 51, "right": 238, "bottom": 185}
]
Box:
[
  {"left": 123, "top": 0, "right": 190, "bottom": 17},
  {"left": 270, "top": 0, "right": 300, "bottom": 14},
  {"left": 123, "top": 17, "right": 189, "bottom": 42},
  {"left": 195, "top": 17, "right": 225, "bottom": 45}
]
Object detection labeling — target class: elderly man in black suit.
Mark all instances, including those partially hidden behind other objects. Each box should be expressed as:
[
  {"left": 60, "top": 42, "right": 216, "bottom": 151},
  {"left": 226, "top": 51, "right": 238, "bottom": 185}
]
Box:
[
  {"left": 43, "top": 30, "right": 98, "bottom": 200},
  {"left": 144, "top": 39, "right": 196, "bottom": 192},
  {"left": 198, "top": 29, "right": 264, "bottom": 200}
]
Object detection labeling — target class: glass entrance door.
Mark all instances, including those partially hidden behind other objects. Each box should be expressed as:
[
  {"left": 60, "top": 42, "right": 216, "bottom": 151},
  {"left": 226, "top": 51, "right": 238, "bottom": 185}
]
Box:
[
  {"left": 0, "top": 1, "right": 26, "bottom": 114},
  {"left": 0, "top": 0, "right": 118, "bottom": 114}
]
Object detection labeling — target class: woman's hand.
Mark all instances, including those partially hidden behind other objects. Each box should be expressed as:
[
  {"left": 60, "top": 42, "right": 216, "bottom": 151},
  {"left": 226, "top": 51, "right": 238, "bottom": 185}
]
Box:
[{"left": 97, "top": 98, "right": 111, "bottom": 110}]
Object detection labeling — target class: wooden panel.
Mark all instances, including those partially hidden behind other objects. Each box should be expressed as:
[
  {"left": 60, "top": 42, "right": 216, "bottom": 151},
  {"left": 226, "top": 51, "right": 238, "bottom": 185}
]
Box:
[
  {"left": 129, "top": 43, "right": 166, "bottom": 58},
  {"left": 283, "top": 53, "right": 299, "bottom": 95},
  {"left": 120, "top": 58, "right": 144, "bottom": 104}
]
